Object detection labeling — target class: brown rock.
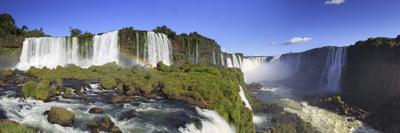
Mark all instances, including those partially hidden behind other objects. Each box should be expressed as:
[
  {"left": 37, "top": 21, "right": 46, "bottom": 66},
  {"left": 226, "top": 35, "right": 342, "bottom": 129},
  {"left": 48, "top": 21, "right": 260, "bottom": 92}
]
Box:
[
  {"left": 99, "top": 116, "right": 114, "bottom": 131},
  {"left": 111, "top": 95, "right": 135, "bottom": 103},
  {"left": 89, "top": 107, "right": 104, "bottom": 114},
  {"left": 47, "top": 107, "right": 75, "bottom": 126}
]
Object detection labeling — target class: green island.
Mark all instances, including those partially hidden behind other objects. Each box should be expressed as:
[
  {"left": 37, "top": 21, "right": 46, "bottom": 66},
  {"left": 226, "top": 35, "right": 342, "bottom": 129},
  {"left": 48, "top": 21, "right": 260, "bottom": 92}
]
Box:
[{"left": 19, "top": 63, "right": 255, "bottom": 133}]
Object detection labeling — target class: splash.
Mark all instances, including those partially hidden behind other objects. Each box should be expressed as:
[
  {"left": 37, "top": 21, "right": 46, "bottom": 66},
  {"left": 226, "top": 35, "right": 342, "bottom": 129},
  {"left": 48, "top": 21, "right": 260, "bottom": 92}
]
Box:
[{"left": 179, "top": 107, "right": 236, "bottom": 133}]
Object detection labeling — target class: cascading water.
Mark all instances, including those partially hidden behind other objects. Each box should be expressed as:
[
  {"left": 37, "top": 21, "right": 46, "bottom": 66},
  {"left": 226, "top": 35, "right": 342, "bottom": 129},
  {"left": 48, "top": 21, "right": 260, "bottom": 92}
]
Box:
[
  {"left": 239, "top": 86, "right": 252, "bottom": 110},
  {"left": 242, "top": 56, "right": 272, "bottom": 72},
  {"left": 0, "top": 83, "right": 234, "bottom": 133},
  {"left": 223, "top": 53, "right": 242, "bottom": 68},
  {"left": 16, "top": 31, "right": 119, "bottom": 70},
  {"left": 320, "top": 47, "right": 347, "bottom": 92},
  {"left": 146, "top": 31, "right": 172, "bottom": 67}
]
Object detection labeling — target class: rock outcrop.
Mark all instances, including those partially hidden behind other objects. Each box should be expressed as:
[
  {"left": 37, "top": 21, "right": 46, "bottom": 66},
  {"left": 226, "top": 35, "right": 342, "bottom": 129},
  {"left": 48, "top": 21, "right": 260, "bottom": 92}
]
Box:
[
  {"left": 47, "top": 107, "right": 75, "bottom": 126},
  {"left": 342, "top": 36, "right": 400, "bottom": 132}
]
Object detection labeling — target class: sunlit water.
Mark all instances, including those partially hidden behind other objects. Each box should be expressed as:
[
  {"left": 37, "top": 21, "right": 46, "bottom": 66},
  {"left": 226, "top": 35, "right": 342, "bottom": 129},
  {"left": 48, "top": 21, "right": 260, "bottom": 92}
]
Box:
[{"left": 253, "top": 85, "right": 380, "bottom": 133}]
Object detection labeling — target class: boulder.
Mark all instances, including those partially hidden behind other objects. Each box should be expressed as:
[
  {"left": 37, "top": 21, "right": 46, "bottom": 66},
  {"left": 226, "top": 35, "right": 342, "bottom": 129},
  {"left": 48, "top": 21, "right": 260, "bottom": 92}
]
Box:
[
  {"left": 89, "top": 107, "right": 104, "bottom": 114},
  {"left": 86, "top": 117, "right": 121, "bottom": 133},
  {"left": 99, "top": 116, "right": 113, "bottom": 131},
  {"left": 47, "top": 107, "right": 75, "bottom": 126},
  {"left": 118, "top": 109, "right": 137, "bottom": 121},
  {"left": 111, "top": 95, "right": 135, "bottom": 103},
  {"left": 62, "top": 88, "right": 76, "bottom": 99}
]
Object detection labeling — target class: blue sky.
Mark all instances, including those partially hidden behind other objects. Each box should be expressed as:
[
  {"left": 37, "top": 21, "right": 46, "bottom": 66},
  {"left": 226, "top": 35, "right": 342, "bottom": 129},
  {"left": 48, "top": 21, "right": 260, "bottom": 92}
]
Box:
[{"left": 1, "top": 0, "right": 400, "bottom": 56}]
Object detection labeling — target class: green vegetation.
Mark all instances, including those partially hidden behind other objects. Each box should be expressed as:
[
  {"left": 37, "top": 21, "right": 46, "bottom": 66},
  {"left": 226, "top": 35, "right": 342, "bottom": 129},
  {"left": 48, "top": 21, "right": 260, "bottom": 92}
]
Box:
[
  {"left": 0, "top": 120, "right": 36, "bottom": 133},
  {"left": 0, "top": 47, "right": 22, "bottom": 69},
  {"left": 153, "top": 25, "right": 177, "bottom": 39},
  {"left": 26, "top": 63, "right": 255, "bottom": 133},
  {"left": 0, "top": 13, "right": 48, "bottom": 47},
  {"left": 22, "top": 80, "right": 50, "bottom": 100},
  {"left": 2, "top": 69, "right": 13, "bottom": 77},
  {"left": 100, "top": 77, "right": 117, "bottom": 90},
  {"left": 69, "top": 27, "right": 82, "bottom": 37},
  {"left": 118, "top": 26, "right": 227, "bottom": 67},
  {"left": 173, "top": 32, "right": 223, "bottom": 66}
]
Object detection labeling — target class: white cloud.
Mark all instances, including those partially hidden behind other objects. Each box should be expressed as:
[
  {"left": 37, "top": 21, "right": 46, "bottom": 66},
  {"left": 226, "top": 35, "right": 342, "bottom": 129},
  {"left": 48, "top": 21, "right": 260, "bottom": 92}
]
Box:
[
  {"left": 284, "top": 37, "right": 312, "bottom": 45},
  {"left": 325, "top": 0, "right": 345, "bottom": 5}
]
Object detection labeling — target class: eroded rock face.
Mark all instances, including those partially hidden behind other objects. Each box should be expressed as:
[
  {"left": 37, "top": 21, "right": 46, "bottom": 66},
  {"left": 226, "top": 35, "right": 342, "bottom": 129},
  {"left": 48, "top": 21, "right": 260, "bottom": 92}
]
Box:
[
  {"left": 47, "top": 107, "right": 75, "bottom": 126},
  {"left": 341, "top": 36, "right": 400, "bottom": 132}
]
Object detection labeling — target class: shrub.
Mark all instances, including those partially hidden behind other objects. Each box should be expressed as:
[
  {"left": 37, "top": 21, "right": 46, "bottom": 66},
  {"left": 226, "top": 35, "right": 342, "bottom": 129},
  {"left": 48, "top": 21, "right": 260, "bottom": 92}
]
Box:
[
  {"left": 2, "top": 69, "right": 13, "bottom": 77},
  {"left": 100, "top": 77, "right": 116, "bottom": 90},
  {"left": 22, "top": 80, "right": 49, "bottom": 100},
  {"left": 0, "top": 120, "right": 35, "bottom": 133}
]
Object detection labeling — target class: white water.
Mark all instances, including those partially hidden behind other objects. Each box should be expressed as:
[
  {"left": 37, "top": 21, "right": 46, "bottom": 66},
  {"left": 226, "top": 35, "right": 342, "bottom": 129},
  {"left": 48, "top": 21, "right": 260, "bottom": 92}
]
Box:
[
  {"left": 242, "top": 55, "right": 299, "bottom": 83},
  {"left": 179, "top": 108, "right": 236, "bottom": 133},
  {"left": 16, "top": 31, "right": 119, "bottom": 70},
  {"left": 255, "top": 87, "right": 379, "bottom": 133},
  {"left": 146, "top": 32, "right": 172, "bottom": 67},
  {"left": 239, "top": 86, "right": 252, "bottom": 110},
  {"left": 243, "top": 47, "right": 347, "bottom": 92},
  {"left": 320, "top": 47, "right": 347, "bottom": 92},
  {"left": 223, "top": 53, "right": 242, "bottom": 68}
]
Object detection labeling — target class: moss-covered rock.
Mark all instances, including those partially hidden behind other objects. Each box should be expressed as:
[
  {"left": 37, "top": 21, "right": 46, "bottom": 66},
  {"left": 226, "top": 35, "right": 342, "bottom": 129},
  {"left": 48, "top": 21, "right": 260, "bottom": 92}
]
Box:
[
  {"left": 100, "top": 77, "right": 116, "bottom": 90},
  {"left": 0, "top": 119, "right": 36, "bottom": 133},
  {"left": 47, "top": 107, "right": 75, "bottom": 126},
  {"left": 22, "top": 80, "right": 49, "bottom": 100}
]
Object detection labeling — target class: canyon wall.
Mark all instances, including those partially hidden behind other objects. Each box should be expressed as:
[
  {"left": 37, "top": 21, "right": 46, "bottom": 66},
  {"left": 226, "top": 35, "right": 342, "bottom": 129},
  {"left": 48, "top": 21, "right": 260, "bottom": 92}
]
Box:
[{"left": 341, "top": 36, "right": 400, "bottom": 132}]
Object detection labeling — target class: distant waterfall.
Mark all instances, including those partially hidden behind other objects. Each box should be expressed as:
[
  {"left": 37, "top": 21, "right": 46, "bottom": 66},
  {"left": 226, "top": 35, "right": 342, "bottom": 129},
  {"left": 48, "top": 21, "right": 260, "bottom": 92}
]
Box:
[
  {"left": 17, "top": 31, "right": 119, "bottom": 70},
  {"left": 223, "top": 53, "right": 242, "bottom": 68},
  {"left": 320, "top": 47, "right": 347, "bottom": 92},
  {"left": 242, "top": 56, "right": 272, "bottom": 72},
  {"left": 146, "top": 31, "right": 172, "bottom": 67}
]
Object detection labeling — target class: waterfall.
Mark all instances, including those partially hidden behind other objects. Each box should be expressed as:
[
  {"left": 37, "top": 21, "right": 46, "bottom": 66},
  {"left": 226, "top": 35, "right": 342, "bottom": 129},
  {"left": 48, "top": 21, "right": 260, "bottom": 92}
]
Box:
[
  {"left": 146, "top": 31, "right": 172, "bottom": 67},
  {"left": 242, "top": 56, "right": 272, "bottom": 72},
  {"left": 16, "top": 31, "right": 119, "bottom": 70},
  {"left": 239, "top": 86, "right": 252, "bottom": 110},
  {"left": 320, "top": 47, "right": 347, "bottom": 92},
  {"left": 179, "top": 107, "right": 236, "bottom": 133},
  {"left": 223, "top": 53, "right": 242, "bottom": 68}
]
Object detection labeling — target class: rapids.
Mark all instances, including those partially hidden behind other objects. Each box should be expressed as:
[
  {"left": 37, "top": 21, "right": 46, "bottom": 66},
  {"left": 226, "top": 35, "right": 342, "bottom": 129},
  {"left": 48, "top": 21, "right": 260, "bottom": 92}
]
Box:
[
  {"left": 253, "top": 85, "right": 379, "bottom": 133},
  {"left": 0, "top": 83, "right": 233, "bottom": 133}
]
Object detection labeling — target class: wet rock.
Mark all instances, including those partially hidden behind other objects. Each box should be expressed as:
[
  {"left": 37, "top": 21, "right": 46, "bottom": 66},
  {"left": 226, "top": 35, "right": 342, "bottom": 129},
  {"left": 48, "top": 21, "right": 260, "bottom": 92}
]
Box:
[
  {"left": 62, "top": 88, "right": 77, "bottom": 99},
  {"left": 86, "top": 117, "right": 121, "bottom": 132},
  {"left": 89, "top": 107, "right": 104, "bottom": 114},
  {"left": 99, "top": 116, "right": 113, "bottom": 131},
  {"left": 0, "top": 109, "right": 7, "bottom": 119},
  {"left": 254, "top": 103, "right": 284, "bottom": 114},
  {"left": 270, "top": 112, "right": 313, "bottom": 133},
  {"left": 42, "top": 110, "right": 49, "bottom": 115},
  {"left": 111, "top": 95, "right": 135, "bottom": 103},
  {"left": 47, "top": 107, "right": 75, "bottom": 126},
  {"left": 118, "top": 109, "right": 137, "bottom": 121},
  {"left": 111, "top": 126, "right": 122, "bottom": 133},
  {"left": 172, "top": 96, "right": 208, "bottom": 108},
  {"left": 144, "top": 93, "right": 160, "bottom": 100},
  {"left": 126, "top": 88, "right": 141, "bottom": 96},
  {"left": 86, "top": 119, "right": 98, "bottom": 129}
]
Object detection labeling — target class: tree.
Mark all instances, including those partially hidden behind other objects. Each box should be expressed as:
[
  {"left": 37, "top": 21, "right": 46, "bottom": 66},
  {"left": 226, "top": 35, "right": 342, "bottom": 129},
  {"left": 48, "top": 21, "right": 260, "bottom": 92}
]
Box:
[
  {"left": 0, "top": 13, "right": 18, "bottom": 35},
  {"left": 153, "top": 25, "right": 176, "bottom": 39},
  {"left": 21, "top": 25, "right": 28, "bottom": 31},
  {"left": 69, "top": 27, "right": 82, "bottom": 37}
]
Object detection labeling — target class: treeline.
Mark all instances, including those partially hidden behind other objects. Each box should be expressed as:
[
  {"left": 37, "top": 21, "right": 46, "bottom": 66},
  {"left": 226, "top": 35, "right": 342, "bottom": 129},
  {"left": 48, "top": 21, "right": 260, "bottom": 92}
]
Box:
[{"left": 0, "top": 13, "right": 48, "bottom": 47}]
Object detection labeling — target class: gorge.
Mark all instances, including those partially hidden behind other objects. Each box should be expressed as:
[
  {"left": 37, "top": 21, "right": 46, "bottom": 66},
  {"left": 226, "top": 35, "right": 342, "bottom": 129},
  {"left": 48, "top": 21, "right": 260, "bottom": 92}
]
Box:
[{"left": 1, "top": 12, "right": 400, "bottom": 133}]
